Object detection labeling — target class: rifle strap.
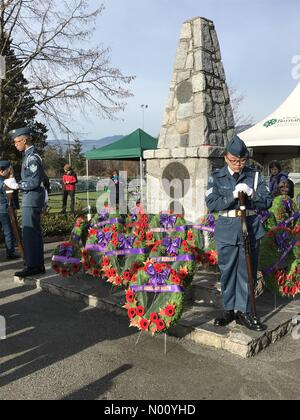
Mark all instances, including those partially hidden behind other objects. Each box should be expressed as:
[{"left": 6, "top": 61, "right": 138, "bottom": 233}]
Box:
[{"left": 254, "top": 171, "right": 259, "bottom": 192}]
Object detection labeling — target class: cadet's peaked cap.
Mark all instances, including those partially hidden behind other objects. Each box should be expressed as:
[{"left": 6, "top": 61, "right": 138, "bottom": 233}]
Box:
[
  {"left": 0, "top": 160, "right": 10, "bottom": 169},
  {"left": 9, "top": 127, "right": 31, "bottom": 140},
  {"left": 225, "top": 135, "right": 249, "bottom": 158}
]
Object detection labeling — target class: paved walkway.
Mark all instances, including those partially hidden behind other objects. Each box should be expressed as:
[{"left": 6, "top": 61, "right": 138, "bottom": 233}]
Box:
[{"left": 0, "top": 244, "right": 299, "bottom": 400}]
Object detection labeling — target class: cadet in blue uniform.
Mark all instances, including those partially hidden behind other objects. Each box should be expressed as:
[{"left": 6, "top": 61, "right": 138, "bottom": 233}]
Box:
[
  {"left": 9, "top": 127, "right": 45, "bottom": 277},
  {"left": 205, "top": 136, "right": 273, "bottom": 331},
  {"left": 0, "top": 161, "right": 19, "bottom": 260}
]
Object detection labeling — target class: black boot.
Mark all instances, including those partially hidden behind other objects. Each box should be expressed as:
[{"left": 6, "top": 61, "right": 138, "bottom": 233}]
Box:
[
  {"left": 6, "top": 253, "right": 21, "bottom": 260},
  {"left": 214, "top": 310, "right": 235, "bottom": 327},
  {"left": 15, "top": 266, "right": 46, "bottom": 278},
  {"left": 235, "top": 311, "right": 266, "bottom": 332}
]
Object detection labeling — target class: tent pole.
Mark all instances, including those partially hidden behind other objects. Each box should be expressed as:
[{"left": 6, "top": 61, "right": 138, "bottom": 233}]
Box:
[
  {"left": 86, "top": 159, "right": 91, "bottom": 220},
  {"left": 140, "top": 156, "right": 143, "bottom": 204}
]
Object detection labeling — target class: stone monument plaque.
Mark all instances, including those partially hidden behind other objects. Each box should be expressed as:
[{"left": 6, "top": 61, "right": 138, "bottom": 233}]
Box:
[{"left": 176, "top": 81, "right": 193, "bottom": 104}]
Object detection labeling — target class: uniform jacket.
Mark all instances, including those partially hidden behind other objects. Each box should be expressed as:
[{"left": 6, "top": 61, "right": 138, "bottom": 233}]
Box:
[
  {"left": 0, "top": 176, "right": 8, "bottom": 213},
  {"left": 62, "top": 171, "right": 77, "bottom": 192},
  {"left": 205, "top": 166, "right": 273, "bottom": 245},
  {"left": 19, "top": 146, "right": 45, "bottom": 208}
]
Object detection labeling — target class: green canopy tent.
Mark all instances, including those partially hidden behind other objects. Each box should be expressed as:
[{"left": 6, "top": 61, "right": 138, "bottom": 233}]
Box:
[{"left": 85, "top": 128, "right": 158, "bottom": 209}]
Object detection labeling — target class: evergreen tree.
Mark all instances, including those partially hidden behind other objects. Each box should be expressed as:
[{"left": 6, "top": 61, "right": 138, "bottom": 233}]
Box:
[
  {"left": 70, "top": 139, "right": 85, "bottom": 175},
  {"left": 0, "top": 34, "right": 47, "bottom": 168},
  {"left": 44, "top": 144, "right": 65, "bottom": 178}
]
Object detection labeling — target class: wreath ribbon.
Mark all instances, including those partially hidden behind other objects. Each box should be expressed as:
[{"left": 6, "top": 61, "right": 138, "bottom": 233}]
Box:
[
  {"left": 130, "top": 284, "right": 184, "bottom": 293},
  {"left": 52, "top": 256, "right": 81, "bottom": 264},
  {"left": 160, "top": 214, "right": 177, "bottom": 230},
  {"left": 263, "top": 239, "right": 297, "bottom": 276},
  {"left": 151, "top": 255, "right": 195, "bottom": 263}
]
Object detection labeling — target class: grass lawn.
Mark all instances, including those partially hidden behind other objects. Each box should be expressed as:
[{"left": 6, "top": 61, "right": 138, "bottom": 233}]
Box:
[{"left": 47, "top": 191, "right": 107, "bottom": 214}]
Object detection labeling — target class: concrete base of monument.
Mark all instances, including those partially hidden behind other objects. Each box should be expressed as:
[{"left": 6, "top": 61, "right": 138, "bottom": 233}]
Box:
[{"left": 14, "top": 269, "right": 300, "bottom": 358}]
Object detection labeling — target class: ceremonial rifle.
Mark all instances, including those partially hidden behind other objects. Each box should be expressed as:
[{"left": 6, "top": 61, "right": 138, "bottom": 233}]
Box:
[{"left": 238, "top": 191, "right": 257, "bottom": 318}]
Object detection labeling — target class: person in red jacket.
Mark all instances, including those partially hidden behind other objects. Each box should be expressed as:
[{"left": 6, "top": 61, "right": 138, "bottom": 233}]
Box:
[{"left": 61, "top": 164, "right": 78, "bottom": 214}]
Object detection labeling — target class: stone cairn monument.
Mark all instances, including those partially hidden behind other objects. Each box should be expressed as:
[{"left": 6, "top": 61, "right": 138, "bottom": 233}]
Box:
[{"left": 144, "top": 17, "right": 235, "bottom": 222}]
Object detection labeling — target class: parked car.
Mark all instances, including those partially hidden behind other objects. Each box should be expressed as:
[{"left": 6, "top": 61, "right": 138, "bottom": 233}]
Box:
[{"left": 49, "top": 180, "right": 63, "bottom": 193}]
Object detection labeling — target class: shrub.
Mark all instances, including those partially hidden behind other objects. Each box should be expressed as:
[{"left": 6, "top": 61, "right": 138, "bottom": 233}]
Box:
[{"left": 41, "top": 213, "right": 76, "bottom": 237}]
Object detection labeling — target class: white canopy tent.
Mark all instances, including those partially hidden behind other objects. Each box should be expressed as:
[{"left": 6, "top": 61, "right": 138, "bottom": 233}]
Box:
[{"left": 239, "top": 82, "right": 300, "bottom": 171}]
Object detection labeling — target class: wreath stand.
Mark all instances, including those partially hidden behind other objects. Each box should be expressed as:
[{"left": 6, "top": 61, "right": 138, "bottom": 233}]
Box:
[{"left": 135, "top": 331, "right": 168, "bottom": 355}]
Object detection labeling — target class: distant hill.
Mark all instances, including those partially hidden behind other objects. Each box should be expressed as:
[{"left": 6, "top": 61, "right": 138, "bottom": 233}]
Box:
[{"left": 47, "top": 135, "right": 124, "bottom": 153}]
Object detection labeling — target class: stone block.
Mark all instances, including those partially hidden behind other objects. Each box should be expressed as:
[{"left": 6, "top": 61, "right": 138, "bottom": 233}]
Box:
[
  {"left": 217, "top": 61, "right": 226, "bottom": 81},
  {"left": 177, "top": 102, "right": 193, "bottom": 119},
  {"left": 164, "top": 127, "right": 181, "bottom": 148},
  {"left": 180, "top": 134, "right": 189, "bottom": 147},
  {"left": 194, "top": 93, "right": 205, "bottom": 114},
  {"left": 172, "top": 148, "right": 187, "bottom": 158},
  {"left": 146, "top": 158, "right": 161, "bottom": 172},
  {"left": 176, "top": 120, "right": 189, "bottom": 134},
  {"left": 195, "top": 49, "right": 213, "bottom": 74},
  {"left": 215, "top": 104, "right": 227, "bottom": 131},
  {"left": 189, "top": 115, "right": 208, "bottom": 146},
  {"left": 158, "top": 127, "right": 168, "bottom": 148},
  {"left": 169, "top": 110, "right": 176, "bottom": 125},
  {"left": 207, "top": 117, "right": 218, "bottom": 131},
  {"left": 175, "top": 40, "right": 189, "bottom": 70},
  {"left": 154, "top": 149, "right": 171, "bottom": 159},
  {"left": 209, "top": 133, "right": 224, "bottom": 147},
  {"left": 177, "top": 71, "right": 191, "bottom": 84},
  {"left": 193, "top": 18, "right": 202, "bottom": 48},
  {"left": 166, "top": 90, "right": 175, "bottom": 109},
  {"left": 194, "top": 93, "right": 213, "bottom": 114},
  {"left": 143, "top": 150, "right": 155, "bottom": 159},
  {"left": 225, "top": 104, "right": 235, "bottom": 127},
  {"left": 192, "top": 73, "right": 206, "bottom": 92},
  {"left": 200, "top": 22, "right": 214, "bottom": 52},
  {"left": 223, "top": 84, "right": 230, "bottom": 102},
  {"left": 185, "top": 147, "right": 199, "bottom": 158},
  {"left": 212, "top": 89, "right": 225, "bottom": 104},
  {"left": 211, "top": 29, "right": 221, "bottom": 59},
  {"left": 186, "top": 52, "right": 194, "bottom": 69},
  {"left": 162, "top": 110, "right": 170, "bottom": 126},
  {"left": 180, "top": 22, "right": 192, "bottom": 39}
]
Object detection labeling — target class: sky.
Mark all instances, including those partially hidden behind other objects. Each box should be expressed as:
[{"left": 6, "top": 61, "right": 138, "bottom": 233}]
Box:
[{"left": 65, "top": 0, "right": 300, "bottom": 140}]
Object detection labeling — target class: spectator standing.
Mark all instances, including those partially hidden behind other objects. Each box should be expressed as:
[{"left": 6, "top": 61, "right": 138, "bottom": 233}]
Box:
[
  {"left": 61, "top": 164, "right": 78, "bottom": 215},
  {"left": 109, "top": 170, "right": 125, "bottom": 212},
  {"left": 269, "top": 161, "right": 294, "bottom": 198},
  {"left": 0, "top": 161, "right": 20, "bottom": 260}
]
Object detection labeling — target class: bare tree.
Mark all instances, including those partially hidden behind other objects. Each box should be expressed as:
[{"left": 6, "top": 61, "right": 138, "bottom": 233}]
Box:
[
  {"left": 0, "top": 0, "right": 134, "bottom": 137},
  {"left": 228, "top": 83, "right": 253, "bottom": 128}
]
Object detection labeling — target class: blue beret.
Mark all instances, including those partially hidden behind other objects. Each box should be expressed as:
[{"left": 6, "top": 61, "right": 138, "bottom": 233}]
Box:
[
  {"left": 9, "top": 127, "right": 31, "bottom": 140},
  {"left": 225, "top": 135, "right": 248, "bottom": 158},
  {"left": 0, "top": 161, "right": 10, "bottom": 169}
]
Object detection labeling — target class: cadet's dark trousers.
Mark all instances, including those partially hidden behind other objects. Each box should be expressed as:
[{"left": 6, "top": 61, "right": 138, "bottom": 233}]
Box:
[
  {"left": 216, "top": 239, "right": 259, "bottom": 313},
  {"left": 0, "top": 212, "right": 15, "bottom": 256},
  {"left": 22, "top": 207, "right": 44, "bottom": 268},
  {"left": 62, "top": 190, "right": 75, "bottom": 213}
]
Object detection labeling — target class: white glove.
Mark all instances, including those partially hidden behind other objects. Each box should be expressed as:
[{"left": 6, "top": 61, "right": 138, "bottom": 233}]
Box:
[
  {"left": 233, "top": 183, "right": 253, "bottom": 198},
  {"left": 4, "top": 178, "right": 19, "bottom": 190}
]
